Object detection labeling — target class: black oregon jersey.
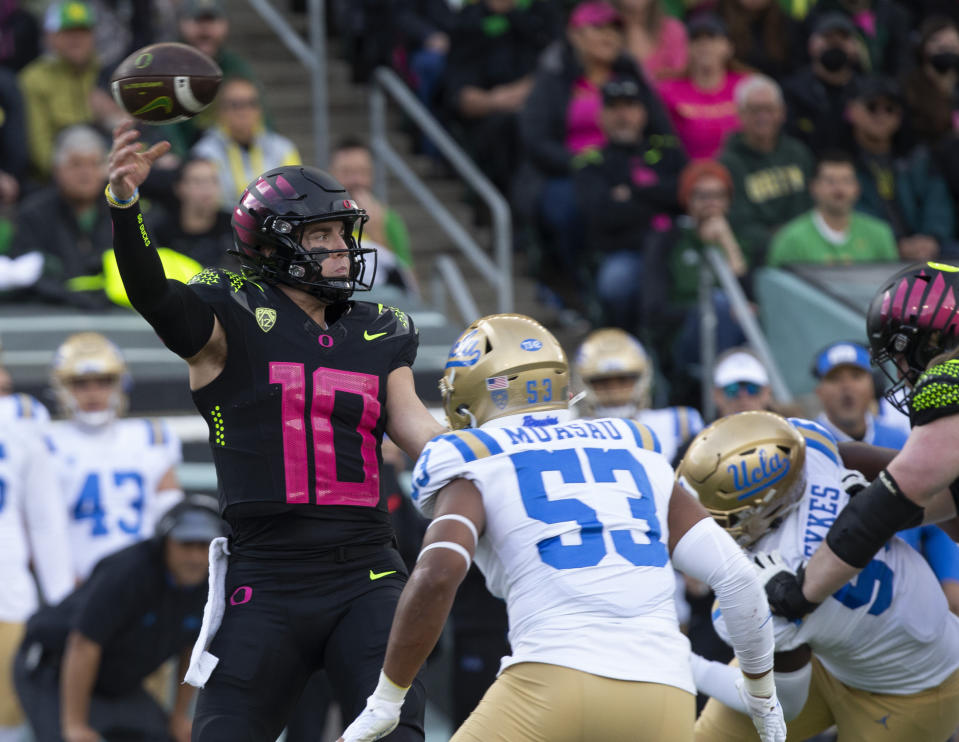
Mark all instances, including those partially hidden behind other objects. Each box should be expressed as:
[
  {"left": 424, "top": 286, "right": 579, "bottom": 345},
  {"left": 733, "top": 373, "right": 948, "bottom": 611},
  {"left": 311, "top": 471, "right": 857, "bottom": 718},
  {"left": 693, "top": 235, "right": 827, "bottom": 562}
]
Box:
[
  {"left": 186, "top": 268, "right": 418, "bottom": 549},
  {"left": 910, "top": 359, "right": 959, "bottom": 427}
]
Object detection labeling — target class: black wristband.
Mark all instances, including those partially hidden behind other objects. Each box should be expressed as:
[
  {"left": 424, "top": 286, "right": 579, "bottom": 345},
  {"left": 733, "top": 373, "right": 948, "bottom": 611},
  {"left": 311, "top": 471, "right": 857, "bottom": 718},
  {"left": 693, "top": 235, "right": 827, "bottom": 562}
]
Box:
[{"left": 826, "top": 470, "right": 924, "bottom": 569}]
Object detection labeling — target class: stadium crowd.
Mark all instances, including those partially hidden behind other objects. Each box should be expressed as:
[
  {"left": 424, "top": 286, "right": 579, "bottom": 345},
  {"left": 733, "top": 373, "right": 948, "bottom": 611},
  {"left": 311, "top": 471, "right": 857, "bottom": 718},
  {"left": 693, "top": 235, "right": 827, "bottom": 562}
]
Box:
[{"left": 3, "top": 0, "right": 959, "bottom": 741}]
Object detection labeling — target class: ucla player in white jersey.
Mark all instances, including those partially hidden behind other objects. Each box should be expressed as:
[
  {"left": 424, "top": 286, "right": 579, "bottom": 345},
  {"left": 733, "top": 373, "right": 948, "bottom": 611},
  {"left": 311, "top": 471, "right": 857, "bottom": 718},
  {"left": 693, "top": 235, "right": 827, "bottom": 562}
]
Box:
[
  {"left": 573, "top": 328, "right": 704, "bottom": 464},
  {"left": 338, "top": 314, "right": 785, "bottom": 742},
  {"left": 0, "top": 336, "right": 50, "bottom": 428},
  {"left": 47, "top": 332, "right": 184, "bottom": 581},
  {"left": 0, "top": 420, "right": 73, "bottom": 742},
  {"left": 677, "top": 412, "right": 959, "bottom": 741}
]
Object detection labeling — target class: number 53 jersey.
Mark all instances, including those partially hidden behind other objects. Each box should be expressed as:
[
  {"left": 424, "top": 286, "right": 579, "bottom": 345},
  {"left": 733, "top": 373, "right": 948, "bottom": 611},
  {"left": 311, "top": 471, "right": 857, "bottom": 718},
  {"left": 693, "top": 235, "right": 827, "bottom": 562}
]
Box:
[
  {"left": 714, "top": 418, "right": 959, "bottom": 695},
  {"left": 411, "top": 413, "right": 695, "bottom": 694}
]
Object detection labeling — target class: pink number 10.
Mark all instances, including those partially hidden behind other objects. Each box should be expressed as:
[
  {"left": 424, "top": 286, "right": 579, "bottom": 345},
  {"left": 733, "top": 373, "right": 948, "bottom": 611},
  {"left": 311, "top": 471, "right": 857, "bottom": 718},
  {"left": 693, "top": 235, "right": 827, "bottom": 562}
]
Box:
[{"left": 269, "top": 362, "right": 381, "bottom": 506}]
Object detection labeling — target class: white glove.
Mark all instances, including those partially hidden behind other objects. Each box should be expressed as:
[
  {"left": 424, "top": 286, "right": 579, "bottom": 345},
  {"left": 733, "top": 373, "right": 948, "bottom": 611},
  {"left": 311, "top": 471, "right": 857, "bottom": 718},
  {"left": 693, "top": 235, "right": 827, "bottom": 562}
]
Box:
[
  {"left": 840, "top": 468, "right": 868, "bottom": 497},
  {"left": 339, "top": 671, "right": 408, "bottom": 742},
  {"left": 738, "top": 673, "right": 787, "bottom": 742},
  {"left": 751, "top": 550, "right": 790, "bottom": 588}
]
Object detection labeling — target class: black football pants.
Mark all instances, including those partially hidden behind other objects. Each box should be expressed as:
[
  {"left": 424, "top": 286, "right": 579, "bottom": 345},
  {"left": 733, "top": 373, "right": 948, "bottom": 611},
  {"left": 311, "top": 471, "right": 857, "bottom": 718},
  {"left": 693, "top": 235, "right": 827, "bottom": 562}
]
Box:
[{"left": 190, "top": 546, "right": 425, "bottom": 742}]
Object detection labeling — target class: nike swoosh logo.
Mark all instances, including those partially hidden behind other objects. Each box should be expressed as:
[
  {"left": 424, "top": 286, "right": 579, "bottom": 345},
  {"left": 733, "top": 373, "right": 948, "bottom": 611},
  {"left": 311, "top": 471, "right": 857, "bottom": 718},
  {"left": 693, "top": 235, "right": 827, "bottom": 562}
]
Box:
[
  {"left": 132, "top": 96, "right": 173, "bottom": 115},
  {"left": 364, "top": 330, "right": 387, "bottom": 341},
  {"left": 369, "top": 569, "right": 397, "bottom": 581}
]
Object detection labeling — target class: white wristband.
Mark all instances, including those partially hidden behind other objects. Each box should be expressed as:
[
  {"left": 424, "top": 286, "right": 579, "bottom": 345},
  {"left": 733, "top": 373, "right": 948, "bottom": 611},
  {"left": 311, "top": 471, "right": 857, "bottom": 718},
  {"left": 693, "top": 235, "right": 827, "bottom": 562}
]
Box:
[
  {"left": 373, "top": 670, "right": 409, "bottom": 705},
  {"left": 743, "top": 670, "right": 775, "bottom": 698}
]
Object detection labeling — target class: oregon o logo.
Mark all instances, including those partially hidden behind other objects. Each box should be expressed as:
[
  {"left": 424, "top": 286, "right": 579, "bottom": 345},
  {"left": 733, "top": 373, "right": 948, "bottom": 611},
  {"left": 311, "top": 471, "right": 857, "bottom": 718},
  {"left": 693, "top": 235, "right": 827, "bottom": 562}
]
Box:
[
  {"left": 318, "top": 334, "right": 333, "bottom": 348},
  {"left": 134, "top": 52, "right": 153, "bottom": 69}
]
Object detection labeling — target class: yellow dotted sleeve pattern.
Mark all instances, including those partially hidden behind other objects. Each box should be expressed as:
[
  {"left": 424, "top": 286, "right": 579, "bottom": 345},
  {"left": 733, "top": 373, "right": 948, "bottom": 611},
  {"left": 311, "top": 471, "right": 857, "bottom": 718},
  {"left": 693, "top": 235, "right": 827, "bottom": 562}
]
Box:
[
  {"left": 910, "top": 360, "right": 959, "bottom": 427},
  {"left": 189, "top": 268, "right": 221, "bottom": 287},
  {"left": 210, "top": 405, "right": 225, "bottom": 446}
]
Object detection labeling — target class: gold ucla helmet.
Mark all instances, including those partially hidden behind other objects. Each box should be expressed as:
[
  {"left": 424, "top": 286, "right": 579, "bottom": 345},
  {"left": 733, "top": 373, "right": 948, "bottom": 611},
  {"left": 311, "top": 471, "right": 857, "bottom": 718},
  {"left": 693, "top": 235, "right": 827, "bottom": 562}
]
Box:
[
  {"left": 440, "top": 314, "right": 569, "bottom": 429},
  {"left": 676, "top": 411, "right": 806, "bottom": 547},
  {"left": 51, "top": 332, "right": 130, "bottom": 422},
  {"left": 574, "top": 328, "right": 652, "bottom": 416}
]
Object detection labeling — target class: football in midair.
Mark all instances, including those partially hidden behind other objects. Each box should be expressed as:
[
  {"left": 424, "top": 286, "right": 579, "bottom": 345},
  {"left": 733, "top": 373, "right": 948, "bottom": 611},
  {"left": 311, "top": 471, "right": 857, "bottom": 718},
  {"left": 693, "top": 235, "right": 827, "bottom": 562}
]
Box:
[{"left": 110, "top": 42, "right": 223, "bottom": 125}]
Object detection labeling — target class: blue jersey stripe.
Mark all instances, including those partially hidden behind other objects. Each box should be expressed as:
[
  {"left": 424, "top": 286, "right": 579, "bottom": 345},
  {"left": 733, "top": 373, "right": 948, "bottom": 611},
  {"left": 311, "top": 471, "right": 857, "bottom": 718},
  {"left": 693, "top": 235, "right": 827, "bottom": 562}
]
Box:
[
  {"left": 468, "top": 429, "right": 503, "bottom": 456},
  {"left": 625, "top": 419, "right": 662, "bottom": 454},
  {"left": 804, "top": 438, "right": 840, "bottom": 466},
  {"left": 440, "top": 433, "right": 478, "bottom": 463}
]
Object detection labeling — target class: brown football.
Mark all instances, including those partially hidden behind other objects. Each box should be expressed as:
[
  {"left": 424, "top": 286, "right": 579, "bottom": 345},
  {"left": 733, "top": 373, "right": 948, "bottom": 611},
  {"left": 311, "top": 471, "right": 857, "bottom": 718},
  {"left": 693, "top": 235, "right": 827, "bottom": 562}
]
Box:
[{"left": 110, "top": 42, "right": 223, "bottom": 125}]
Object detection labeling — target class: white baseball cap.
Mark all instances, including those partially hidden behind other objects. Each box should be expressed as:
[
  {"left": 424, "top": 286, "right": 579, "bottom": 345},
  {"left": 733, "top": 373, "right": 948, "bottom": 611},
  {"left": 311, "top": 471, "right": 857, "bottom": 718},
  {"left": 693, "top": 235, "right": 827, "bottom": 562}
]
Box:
[{"left": 714, "top": 351, "right": 769, "bottom": 389}]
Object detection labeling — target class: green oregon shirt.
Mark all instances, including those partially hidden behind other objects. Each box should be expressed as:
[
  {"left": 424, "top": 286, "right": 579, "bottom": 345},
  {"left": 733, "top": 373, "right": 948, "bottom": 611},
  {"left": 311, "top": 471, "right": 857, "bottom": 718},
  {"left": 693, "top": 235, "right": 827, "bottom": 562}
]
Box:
[{"left": 768, "top": 211, "right": 898, "bottom": 267}]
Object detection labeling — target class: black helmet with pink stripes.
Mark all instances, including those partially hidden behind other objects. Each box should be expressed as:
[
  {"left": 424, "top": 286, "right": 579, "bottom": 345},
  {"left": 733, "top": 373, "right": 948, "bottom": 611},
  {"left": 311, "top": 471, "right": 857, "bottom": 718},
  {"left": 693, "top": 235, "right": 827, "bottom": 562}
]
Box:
[
  {"left": 230, "top": 166, "right": 375, "bottom": 303},
  {"left": 867, "top": 261, "right": 959, "bottom": 411}
]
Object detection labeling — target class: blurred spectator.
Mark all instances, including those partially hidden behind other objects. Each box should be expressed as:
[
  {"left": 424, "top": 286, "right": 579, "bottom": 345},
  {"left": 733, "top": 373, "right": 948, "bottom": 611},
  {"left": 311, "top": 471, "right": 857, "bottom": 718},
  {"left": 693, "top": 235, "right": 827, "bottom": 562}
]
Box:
[
  {"left": 644, "top": 159, "right": 753, "bottom": 396},
  {"left": 149, "top": 156, "right": 236, "bottom": 269},
  {"left": 712, "top": 346, "right": 772, "bottom": 416},
  {"left": 0, "top": 417, "right": 73, "bottom": 742},
  {"left": 443, "top": 0, "right": 558, "bottom": 198},
  {"left": 18, "top": 0, "right": 124, "bottom": 180},
  {"left": 616, "top": 0, "right": 688, "bottom": 81},
  {"left": 169, "top": 0, "right": 257, "bottom": 154},
  {"left": 330, "top": 0, "right": 393, "bottom": 84},
  {"left": 718, "top": 0, "right": 805, "bottom": 80},
  {"left": 86, "top": 0, "right": 160, "bottom": 70},
  {"left": 14, "top": 498, "right": 219, "bottom": 742},
  {"left": 781, "top": 12, "right": 863, "bottom": 153},
  {"left": 768, "top": 149, "right": 899, "bottom": 266},
  {"left": 10, "top": 125, "right": 113, "bottom": 308},
  {"left": 846, "top": 75, "right": 955, "bottom": 261},
  {"left": 0, "top": 66, "right": 25, "bottom": 256},
  {"left": 191, "top": 77, "right": 301, "bottom": 209},
  {"left": 719, "top": 74, "right": 813, "bottom": 255},
  {"left": 811, "top": 340, "right": 907, "bottom": 447},
  {"left": 655, "top": 13, "right": 748, "bottom": 158},
  {"left": 573, "top": 77, "right": 686, "bottom": 329},
  {"left": 0, "top": 0, "right": 41, "bottom": 72},
  {"left": 902, "top": 16, "right": 959, "bottom": 149},
  {"left": 47, "top": 331, "right": 183, "bottom": 582},
  {"left": 328, "top": 138, "right": 413, "bottom": 269},
  {"left": 395, "top": 0, "right": 457, "bottom": 117},
  {"left": 808, "top": 0, "right": 911, "bottom": 78},
  {"left": 516, "top": 0, "right": 670, "bottom": 302}
]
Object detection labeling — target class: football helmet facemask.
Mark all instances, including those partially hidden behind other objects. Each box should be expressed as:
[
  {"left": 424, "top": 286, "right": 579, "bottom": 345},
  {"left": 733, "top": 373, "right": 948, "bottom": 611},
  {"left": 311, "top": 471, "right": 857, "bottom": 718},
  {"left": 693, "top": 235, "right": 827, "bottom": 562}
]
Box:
[
  {"left": 676, "top": 411, "right": 806, "bottom": 548},
  {"left": 440, "top": 314, "right": 569, "bottom": 430},
  {"left": 867, "top": 261, "right": 959, "bottom": 413},
  {"left": 573, "top": 328, "right": 652, "bottom": 417},
  {"left": 51, "top": 332, "right": 130, "bottom": 427},
  {"left": 231, "top": 165, "right": 376, "bottom": 303}
]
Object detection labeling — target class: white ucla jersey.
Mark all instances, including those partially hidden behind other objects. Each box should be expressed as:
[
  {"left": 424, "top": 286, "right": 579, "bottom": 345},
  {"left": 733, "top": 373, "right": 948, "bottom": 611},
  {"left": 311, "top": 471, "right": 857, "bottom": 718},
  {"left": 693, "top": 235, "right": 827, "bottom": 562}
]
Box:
[
  {"left": 412, "top": 411, "right": 695, "bottom": 693},
  {"left": 48, "top": 417, "right": 182, "bottom": 580},
  {"left": 636, "top": 406, "right": 704, "bottom": 464},
  {"left": 0, "top": 393, "right": 50, "bottom": 427},
  {"left": 715, "top": 417, "right": 959, "bottom": 694},
  {"left": 0, "top": 424, "right": 72, "bottom": 621}
]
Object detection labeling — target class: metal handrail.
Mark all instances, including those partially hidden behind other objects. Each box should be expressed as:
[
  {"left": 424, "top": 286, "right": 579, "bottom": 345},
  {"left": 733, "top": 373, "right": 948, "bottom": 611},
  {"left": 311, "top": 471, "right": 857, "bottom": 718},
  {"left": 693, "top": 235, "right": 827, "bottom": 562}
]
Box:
[
  {"left": 700, "top": 247, "right": 793, "bottom": 418},
  {"left": 370, "top": 67, "right": 513, "bottom": 314},
  {"left": 245, "top": 0, "right": 328, "bottom": 166},
  {"left": 432, "top": 255, "right": 481, "bottom": 327}
]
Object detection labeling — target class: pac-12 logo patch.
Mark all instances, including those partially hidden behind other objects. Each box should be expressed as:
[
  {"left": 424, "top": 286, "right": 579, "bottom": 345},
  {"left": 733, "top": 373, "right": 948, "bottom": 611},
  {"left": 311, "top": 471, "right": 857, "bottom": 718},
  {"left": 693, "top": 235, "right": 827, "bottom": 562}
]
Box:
[
  {"left": 520, "top": 338, "right": 543, "bottom": 351},
  {"left": 255, "top": 307, "right": 277, "bottom": 333}
]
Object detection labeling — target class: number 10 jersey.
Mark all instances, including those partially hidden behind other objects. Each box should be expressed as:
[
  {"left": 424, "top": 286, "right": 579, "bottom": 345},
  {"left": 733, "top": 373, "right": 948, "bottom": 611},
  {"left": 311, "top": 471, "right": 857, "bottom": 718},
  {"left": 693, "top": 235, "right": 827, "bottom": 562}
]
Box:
[
  {"left": 187, "top": 269, "right": 418, "bottom": 549},
  {"left": 411, "top": 412, "right": 695, "bottom": 694}
]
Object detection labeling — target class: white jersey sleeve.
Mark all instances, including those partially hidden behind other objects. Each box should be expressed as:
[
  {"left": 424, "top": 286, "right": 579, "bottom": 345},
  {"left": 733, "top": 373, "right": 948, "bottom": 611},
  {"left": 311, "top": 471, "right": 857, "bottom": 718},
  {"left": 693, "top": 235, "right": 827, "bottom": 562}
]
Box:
[
  {"left": 0, "top": 393, "right": 50, "bottom": 426},
  {"left": 636, "top": 406, "right": 704, "bottom": 464},
  {"left": 713, "top": 417, "right": 959, "bottom": 694}
]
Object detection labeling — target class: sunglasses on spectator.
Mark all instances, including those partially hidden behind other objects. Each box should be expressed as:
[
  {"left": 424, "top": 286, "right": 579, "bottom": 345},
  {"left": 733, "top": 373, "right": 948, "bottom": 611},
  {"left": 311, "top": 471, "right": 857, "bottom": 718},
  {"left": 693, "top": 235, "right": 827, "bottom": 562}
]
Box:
[
  {"left": 864, "top": 100, "right": 900, "bottom": 116},
  {"left": 722, "top": 381, "right": 762, "bottom": 398}
]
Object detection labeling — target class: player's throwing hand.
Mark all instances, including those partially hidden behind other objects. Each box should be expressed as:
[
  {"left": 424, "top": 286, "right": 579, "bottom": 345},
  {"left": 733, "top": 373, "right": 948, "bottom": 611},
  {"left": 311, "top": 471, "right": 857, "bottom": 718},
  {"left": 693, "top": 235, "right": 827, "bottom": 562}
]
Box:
[{"left": 106, "top": 120, "right": 171, "bottom": 201}]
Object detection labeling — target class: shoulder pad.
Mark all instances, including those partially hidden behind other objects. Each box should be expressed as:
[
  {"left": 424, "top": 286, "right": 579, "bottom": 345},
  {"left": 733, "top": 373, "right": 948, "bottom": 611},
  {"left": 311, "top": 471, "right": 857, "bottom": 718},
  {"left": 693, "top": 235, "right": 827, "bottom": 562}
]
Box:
[
  {"left": 675, "top": 406, "right": 704, "bottom": 441},
  {"left": 142, "top": 418, "right": 171, "bottom": 446},
  {"left": 788, "top": 417, "right": 840, "bottom": 467},
  {"left": 359, "top": 302, "right": 417, "bottom": 338},
  {"left": 911, "top": 360, "right": 959, "bottom": 427},
  {"left": 188, "top": 268, "right": 266, "bottom": 295},
  {"left": 624, "top": 419, "right": 662, "bottom": 454},
  {"left": 434, "top": 429, "right": 503, "bottom": 462}
]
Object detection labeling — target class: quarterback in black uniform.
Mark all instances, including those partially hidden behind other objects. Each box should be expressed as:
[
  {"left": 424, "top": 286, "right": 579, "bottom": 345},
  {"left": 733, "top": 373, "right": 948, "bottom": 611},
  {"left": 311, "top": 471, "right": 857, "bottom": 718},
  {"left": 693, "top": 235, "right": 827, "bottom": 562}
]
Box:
[
  {"left": 105, "top": 120, "right": 445, "bottom": 741},
  {"left": 759, "top": 262, "right": 959, "bottom": 619}
]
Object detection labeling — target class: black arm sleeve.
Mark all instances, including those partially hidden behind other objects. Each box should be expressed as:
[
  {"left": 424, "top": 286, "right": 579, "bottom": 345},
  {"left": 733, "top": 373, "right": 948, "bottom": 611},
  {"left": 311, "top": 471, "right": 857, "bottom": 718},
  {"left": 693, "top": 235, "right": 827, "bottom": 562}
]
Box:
[{"left": 111, "top": 204, "right": 215, "bottom": 358}]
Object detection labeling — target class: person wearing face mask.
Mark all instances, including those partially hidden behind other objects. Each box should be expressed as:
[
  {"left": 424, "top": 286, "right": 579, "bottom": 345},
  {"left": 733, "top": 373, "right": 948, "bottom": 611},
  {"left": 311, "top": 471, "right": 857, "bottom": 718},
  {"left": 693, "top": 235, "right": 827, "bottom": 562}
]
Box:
[
  {"left": 781, "top": 12, "right": 864, "bottom": 154},
  {"left": 903, "top": 15, "right": 959, "bottom": 149},
  {"left": 46, "top": 332, "right": 184, "bottom": 583}
]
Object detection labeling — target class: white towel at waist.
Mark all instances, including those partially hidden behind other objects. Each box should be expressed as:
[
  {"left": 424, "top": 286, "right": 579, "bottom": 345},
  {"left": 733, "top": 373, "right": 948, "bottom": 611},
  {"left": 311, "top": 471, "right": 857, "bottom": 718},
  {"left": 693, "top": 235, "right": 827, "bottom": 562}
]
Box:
[{"left": 184, "top": 536, "right": 230, "bottom": 688}]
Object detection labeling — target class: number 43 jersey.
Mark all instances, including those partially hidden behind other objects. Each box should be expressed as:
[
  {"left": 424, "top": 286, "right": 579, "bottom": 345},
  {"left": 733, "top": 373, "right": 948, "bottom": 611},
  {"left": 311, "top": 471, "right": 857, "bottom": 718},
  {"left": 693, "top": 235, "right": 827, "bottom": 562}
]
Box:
[
  {"left": 714, "top": 418, "right": 959, "bottom": 695},
  {"left": 187, "top": 270, "right": 418, "bottom": 546},
  {"left": 411, "top": 412, "right": 695, "bottom": 694}
]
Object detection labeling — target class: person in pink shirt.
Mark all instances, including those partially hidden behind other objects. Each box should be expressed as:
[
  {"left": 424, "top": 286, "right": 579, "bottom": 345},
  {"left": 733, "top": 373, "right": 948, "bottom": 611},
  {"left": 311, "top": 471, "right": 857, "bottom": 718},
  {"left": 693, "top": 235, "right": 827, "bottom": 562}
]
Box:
[
  {"left": 656, "top": 13, "right": 749, "bottom": 159},
  {"left": 617, "top": 0, "right": 688, "bottom": 82}
]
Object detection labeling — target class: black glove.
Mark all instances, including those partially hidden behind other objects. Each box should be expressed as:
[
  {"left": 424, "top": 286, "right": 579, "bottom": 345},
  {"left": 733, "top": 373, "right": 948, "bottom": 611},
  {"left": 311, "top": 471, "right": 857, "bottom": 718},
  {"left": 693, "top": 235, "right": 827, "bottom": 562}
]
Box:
[{"left": 752, "top": 552, "right": 820, "bottom": 621}]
